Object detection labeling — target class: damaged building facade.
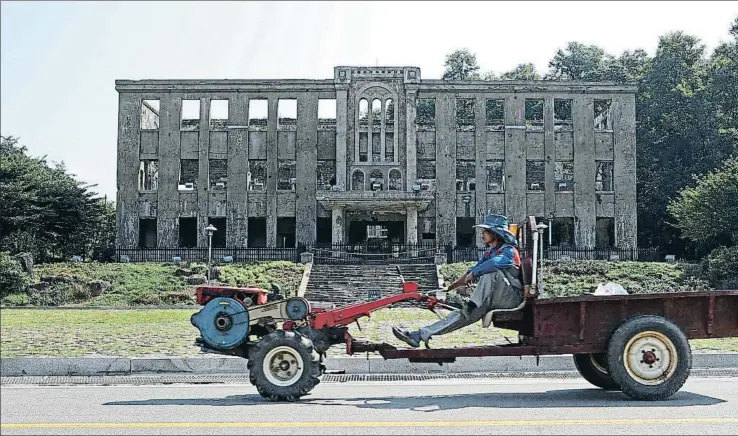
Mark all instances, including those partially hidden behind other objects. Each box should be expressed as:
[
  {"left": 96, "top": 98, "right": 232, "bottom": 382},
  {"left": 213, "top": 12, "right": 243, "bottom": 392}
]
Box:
[{"left": 115, "top": 66, "right": 637, "bottom": 251}]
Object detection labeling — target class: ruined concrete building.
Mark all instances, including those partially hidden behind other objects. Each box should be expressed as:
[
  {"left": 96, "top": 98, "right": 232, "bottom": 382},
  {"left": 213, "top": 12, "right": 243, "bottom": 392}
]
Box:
[{"left": 115, "top": 66, "right": 637, "bottom": 250}]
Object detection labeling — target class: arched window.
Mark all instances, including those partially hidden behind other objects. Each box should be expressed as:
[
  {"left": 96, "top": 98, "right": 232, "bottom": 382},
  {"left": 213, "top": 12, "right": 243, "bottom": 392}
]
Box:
[
  {"left": 369, "top": 169, "right": 384, "bottom": 191},
  {"left": 372, "top": 99, "right": 382, "bottom": 128},
  {"left": 385, "top": 99, "right": 394, "bottom": 125},
  {"left": 358, "top": 99, "right": 369, "bottom": 127},
  {"left": 352, "top": 170, "right": 365, "bottom": 191},
  {"left": 389, "top": 169, "right": 402, "bottom": 191}
]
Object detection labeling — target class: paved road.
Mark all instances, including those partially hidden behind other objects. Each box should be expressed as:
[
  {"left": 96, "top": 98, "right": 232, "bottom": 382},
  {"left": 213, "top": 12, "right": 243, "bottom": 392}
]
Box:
[{"left": 2, "top": 376, "right": 738, "bottom": 435}]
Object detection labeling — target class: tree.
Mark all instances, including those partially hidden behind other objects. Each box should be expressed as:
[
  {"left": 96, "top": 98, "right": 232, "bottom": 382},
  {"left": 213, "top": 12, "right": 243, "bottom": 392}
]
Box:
[
  {"left": 667, "top": 157, "right": 738, "bottom": 249},
  {"left": 0, "top": 136, "right": 116, "bottom": 262},
  {"left": 442, "top": 48, "right": 481, "bottom": 80},
  {"left": 547, "top": 42, "right": 611, "bottom": 81},
  {"left": 500, "top": 63, "right": 541, "bottom": 80}
]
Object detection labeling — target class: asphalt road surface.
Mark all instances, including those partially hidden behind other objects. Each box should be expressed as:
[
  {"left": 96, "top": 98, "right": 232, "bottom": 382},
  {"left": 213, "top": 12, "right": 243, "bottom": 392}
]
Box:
[{"left": 2, "top": 376, "right": 738, "bottom": 435}]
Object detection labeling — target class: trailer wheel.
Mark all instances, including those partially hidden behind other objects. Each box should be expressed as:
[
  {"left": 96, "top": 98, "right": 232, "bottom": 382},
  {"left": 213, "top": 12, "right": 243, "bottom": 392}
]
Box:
[
  {"left": 247, "top": 330, "right": 321, "bottom": 402},
  {"left": 606, "top": 315, "right": 691, "bottom": 401},
  {"left": 573, "top": 353, "right": 619, "bottom": 390}
]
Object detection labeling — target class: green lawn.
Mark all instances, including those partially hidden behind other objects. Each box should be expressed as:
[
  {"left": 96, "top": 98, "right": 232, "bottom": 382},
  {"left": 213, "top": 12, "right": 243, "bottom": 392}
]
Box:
[{"left": 2, "top": 308, "right": 736, "bottom": 358}]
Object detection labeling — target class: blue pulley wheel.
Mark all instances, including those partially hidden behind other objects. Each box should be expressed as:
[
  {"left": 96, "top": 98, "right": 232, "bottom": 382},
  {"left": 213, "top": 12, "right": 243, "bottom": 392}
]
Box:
[
  {"left": 191, "top": 297, "right": 250, "bottom": 350},
  {"left": 285, "top": 297, "right": 310, "bottom": 320}
]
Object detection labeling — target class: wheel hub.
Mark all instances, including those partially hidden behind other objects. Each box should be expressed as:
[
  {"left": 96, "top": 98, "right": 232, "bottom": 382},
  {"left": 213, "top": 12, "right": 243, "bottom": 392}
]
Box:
[
  {"left": 623, "top": 331, "right": 677, "bottom": 385},
  {"left": 263, "top": 346, "right": 304, "bottom": 387}
]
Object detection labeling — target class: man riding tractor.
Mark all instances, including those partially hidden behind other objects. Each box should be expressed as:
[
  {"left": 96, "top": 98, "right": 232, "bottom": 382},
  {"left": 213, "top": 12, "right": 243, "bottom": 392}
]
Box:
[{"left": 392, "top": 214, "right": 524, "bottom": 348}]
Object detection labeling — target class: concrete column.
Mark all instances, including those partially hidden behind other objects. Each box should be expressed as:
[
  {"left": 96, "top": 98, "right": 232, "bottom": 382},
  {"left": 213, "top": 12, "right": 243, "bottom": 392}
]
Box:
[
  {"left": 405, "top": 86, "right": 418, "bottom": 190},
  {"left": 406, "top": 206, "right": 418, "bottom": 244},
  {"left": 504, "top": 96, "right": 526, "bottom": 224},
  {"left": 543, "top": 97, "right": 556, "bottom": 219},
  {"left": 266, "top": 97, "right": 278, "bottom": 247},
  {"left": 296, "top": 93, "right": 318, "bottom": 245},
  {"left": 336, "top": 86, "right": 348, "bottom": 190},
  {"left": 474, "top": 96, "right": 487, "bottom": 247},
  {"left": 436, "top": 94, "right": 456, "bottom": 246},
  {"left": 331, "top": 207, "right": 345, "bottom": 245},
  {"left": 196, "top": 97, "right": 211, "bottom": 248},
  {"left": 158, "top": 93, "right": 182, "bottom": 248},
  {"left": 573, "top": 95, "right": 596, "bottom": 249},
  {"left": 116, "top": 93, "right": 140, "bottom": 247},
  {"left": 227, "top": 93, "right": 249, "bottom": 247},
  {"left": 613, "top": 94, "right": 637, "bottom": 249}
]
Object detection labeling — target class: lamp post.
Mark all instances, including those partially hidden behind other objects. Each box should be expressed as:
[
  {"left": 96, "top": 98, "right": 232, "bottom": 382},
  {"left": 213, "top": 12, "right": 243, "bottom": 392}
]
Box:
[{"left": 205, "top": 224, "right": 217, "bottom": 284}]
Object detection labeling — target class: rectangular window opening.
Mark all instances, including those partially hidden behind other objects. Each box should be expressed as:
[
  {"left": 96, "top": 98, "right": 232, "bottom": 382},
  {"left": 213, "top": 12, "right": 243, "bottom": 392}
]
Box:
[
  {"left": 140, "top": 99, "right": 160, "bottom": 130},
  {"left": 138, "top": 218, "right": 157, "bottom": 248},
  {"left": 209, "top": 99, "right": 229, "bottom": 130},
  {"left": 485, "top": 99, "right": 504, "bottom": 131},
  {"left": 277, "top": 217, "right": 296, "bottom": 248},
  {"left": 456, "top": 218, "right": 476, "bottom": 247},
  {"left": 209, "top": 159, "right": 228, "bottom": 190},
  {"left": 555, "top": 161, "right": 574, "bottom": 192},
  {"left": 486, "top": 161, "right": 505, "bottom": 192},
  {"left": 181, "top": 99, "right": 200, "bottom": 131},
  {"left": 278, "top": 160, "right": 297, "bottom": 191},
  {"left": 317, "top": 160, "right": 336, "bottom": 190},
  {"left": 248, "top": 160, "right": 267, "bottom": 191},
  {"left": 594, "top": 99, "right": 612, "bottom": 130},
  {"left": 596, "top": 217, "right": 615, "bottom": 249},
  {"left": 551, "top": 217, "right": 575, "bottom": 248},
  {"left": 278, "top": 99, "right": 297, "bottom": 129},
  {"left": 178, "top": 159, "right": 199, "bottom": 191},
  {"left": 316, "top": 218, "right": 332, "bottom": 245},
  {"left": 208, "top": 217, "right": 226, "bottom": 248},
  {"left": 178, "top": 217, "right": 197, "bottom": 247},
  {"left": 456, "top": 161, "right": 476, "bottom": 191},
  {"left": 138, "top": 160, "right": 159, "bottom": 191},
  {"left": 554, "top": 99, "right": 572, "bottom": 131},
  {"left": 249, "top": 99, "right": 268, "bottom": 130},
  {"left": 525, "top": 99, "right": 544, "bottom": 131},
  {"left": 247, "top": 218, "right": 267, "bottom": 247},
  {"left": 416, "top": 99, "right": 436, "bottom": 128},
  {"left": 596, "top": 161, "right": 614, "bottom": 192},
  {"left": 455, "top": 99, "right": 475, "bottom": 129},
  {"left": 318, "top": 99, "right": 336, "bottom": 129},
  {"left": 526, "top": 160, "right": 545, "bottom": 191}
]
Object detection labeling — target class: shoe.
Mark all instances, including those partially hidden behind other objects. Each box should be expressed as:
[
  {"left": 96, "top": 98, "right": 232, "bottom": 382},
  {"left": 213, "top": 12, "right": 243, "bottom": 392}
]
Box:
[{"left": 392, "top": 327, "right": 421, "bottom": 348}]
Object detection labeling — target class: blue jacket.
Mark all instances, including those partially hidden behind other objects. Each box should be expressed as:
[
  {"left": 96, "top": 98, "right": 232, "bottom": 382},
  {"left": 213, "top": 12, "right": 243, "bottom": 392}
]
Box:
[{"left": 467, "top": 243, "right": 520, "bottom": 278}]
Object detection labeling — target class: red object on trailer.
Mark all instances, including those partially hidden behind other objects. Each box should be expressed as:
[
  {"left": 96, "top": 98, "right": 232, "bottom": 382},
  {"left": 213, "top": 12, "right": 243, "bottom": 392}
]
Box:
[{"left": 195, "top": 285, "right": 268, "bottom": 306}]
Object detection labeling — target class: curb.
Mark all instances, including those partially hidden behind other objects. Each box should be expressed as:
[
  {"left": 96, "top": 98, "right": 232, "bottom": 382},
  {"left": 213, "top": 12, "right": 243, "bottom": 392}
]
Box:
[{"left": 3, "top": 353, "right": 738, "bottom": 377}]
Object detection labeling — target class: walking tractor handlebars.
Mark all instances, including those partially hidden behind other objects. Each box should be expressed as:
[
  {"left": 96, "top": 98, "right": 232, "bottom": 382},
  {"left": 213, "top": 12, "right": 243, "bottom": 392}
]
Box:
[{"left": 190, "top": 217, "right": 738, "bottom": 403}]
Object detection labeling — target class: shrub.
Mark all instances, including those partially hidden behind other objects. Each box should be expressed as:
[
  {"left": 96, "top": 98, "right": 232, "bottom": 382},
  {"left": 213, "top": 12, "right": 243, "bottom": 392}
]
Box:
[
  {"left": 0, "top": 251, "right": 30, "bottom": 299},
  {"left": 702, "top": 246, "right": 738, "bottom": 289}
]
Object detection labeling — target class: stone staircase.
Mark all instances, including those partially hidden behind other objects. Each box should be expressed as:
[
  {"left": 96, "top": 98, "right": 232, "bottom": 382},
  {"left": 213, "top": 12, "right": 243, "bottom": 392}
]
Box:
[{"left": 303, "top": 263, "right": 440, "bottom": 306}]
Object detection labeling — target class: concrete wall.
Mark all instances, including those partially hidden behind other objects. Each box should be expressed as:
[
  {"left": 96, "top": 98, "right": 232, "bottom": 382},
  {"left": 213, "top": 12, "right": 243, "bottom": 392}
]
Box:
[{"left": 116, "top": 70, "right": 637, "bottom": 249}]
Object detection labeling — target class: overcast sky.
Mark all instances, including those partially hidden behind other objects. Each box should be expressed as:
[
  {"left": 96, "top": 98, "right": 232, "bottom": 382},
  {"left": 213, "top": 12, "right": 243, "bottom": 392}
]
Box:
[{"left": 2, "top": 1, "right": 736, "bottom": 200}]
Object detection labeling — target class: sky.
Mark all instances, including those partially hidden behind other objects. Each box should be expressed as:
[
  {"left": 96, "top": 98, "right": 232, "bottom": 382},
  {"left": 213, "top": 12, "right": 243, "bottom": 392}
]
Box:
[{"left": 2, "top": 1, "right": 737, "bottom": 200}]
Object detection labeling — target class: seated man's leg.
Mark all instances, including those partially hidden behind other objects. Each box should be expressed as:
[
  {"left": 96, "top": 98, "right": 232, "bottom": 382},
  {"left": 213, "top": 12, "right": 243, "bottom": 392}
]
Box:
[{"left": 393, "top": 272, "right": 505, "bottom": 347}]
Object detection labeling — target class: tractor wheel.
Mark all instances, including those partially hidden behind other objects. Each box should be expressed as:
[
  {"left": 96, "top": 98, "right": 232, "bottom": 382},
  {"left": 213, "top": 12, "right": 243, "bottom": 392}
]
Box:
[
  {"left": 605, "top": 315, "right": 692, "bottom": 401},
  {"left": 247, "top": 330, "right": 321, "bottom": 402},
  {"left": 573, "top": 353, "right": 620, "bottom": 390}
]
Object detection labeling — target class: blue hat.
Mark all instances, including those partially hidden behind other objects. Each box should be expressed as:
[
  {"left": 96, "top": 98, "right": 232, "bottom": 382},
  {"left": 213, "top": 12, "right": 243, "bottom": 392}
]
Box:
[{"left": 473, "top": 214, "right": 518, "bottom": 245}]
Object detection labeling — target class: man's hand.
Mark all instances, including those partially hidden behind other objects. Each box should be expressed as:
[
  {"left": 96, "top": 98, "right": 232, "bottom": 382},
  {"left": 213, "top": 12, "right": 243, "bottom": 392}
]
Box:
[{"left": 447, "top": 272, "right": 474, "bottom": 291}]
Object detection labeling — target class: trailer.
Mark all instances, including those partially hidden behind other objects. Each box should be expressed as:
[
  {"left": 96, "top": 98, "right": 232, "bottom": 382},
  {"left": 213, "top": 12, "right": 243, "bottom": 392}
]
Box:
[{"left": 190, "top": 217, "right": 738, "bottom": 402}]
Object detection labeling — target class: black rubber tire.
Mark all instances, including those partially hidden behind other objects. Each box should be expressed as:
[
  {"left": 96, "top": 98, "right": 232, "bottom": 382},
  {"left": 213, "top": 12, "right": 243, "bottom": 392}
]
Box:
[
  {"left": 573, "top": 353, "right": 620, "bottom": 390},
  {"left": 247, "top": 330, "right": 322, "bottom": 402},
  {"left": 605, "top": 315, "right": 692, "bottom": 401}
]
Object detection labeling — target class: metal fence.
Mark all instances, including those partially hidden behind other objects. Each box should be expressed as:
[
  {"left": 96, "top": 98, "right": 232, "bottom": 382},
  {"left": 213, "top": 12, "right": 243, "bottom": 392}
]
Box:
[
  {"left": 311, "top": 243, "right": 439, "bottom": 265},
  {"left": 114, "top": 245, "right": 670, "bottom": 264},
  {"left": 115, "top": 247, "right": 303, "bottom": 263},
  {"left": 449, "top": 246, "right": 668, "bottom": 263}
]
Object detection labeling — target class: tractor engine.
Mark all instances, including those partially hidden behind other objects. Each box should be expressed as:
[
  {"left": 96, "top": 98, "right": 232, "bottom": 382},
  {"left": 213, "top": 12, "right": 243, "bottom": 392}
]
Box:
[{"left": 190, "top": 285, "right": 311, "bottom": 353}]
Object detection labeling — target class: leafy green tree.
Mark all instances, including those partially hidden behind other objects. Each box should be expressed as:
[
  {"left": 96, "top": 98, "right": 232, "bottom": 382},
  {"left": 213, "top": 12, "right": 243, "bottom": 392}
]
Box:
[
  {"left": 442, "top": 48, "right": 481, "bottom": 80},
  {"left": 500, "top": 63, "right": 541, "bottom": 80},
  {"left": 0, "top": 136, "right": 116, "bottom": 262},
  {"left": 667, "top": 157, "right": 738, "bottom": 249}
]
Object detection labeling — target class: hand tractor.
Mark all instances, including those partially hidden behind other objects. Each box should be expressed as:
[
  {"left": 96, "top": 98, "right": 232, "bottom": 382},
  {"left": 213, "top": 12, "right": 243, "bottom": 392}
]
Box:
[{"left": 191, "top": 217, "right": 738, "bottom": 402}]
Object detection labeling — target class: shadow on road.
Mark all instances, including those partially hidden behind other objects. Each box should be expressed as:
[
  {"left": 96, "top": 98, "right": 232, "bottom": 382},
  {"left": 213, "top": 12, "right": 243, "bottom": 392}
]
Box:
[{"left": 104, "top": 388, "right": 724, "bottom": 409}]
